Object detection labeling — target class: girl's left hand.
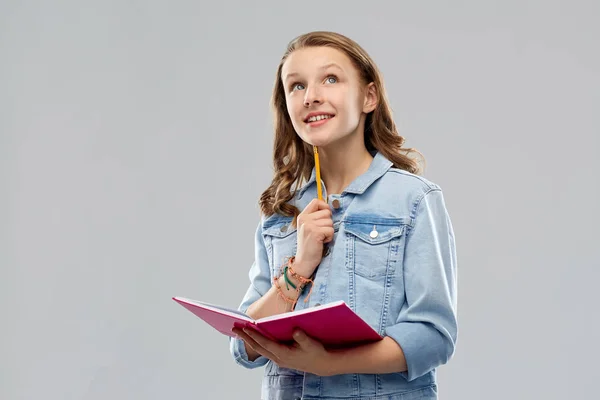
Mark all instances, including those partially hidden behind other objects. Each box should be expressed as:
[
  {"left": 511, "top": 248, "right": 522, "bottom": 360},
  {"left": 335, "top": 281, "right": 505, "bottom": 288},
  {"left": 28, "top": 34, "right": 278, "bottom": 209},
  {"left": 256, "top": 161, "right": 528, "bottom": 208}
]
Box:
[{"left": 232, "top": 327, "right": 335, "bottom": 377}]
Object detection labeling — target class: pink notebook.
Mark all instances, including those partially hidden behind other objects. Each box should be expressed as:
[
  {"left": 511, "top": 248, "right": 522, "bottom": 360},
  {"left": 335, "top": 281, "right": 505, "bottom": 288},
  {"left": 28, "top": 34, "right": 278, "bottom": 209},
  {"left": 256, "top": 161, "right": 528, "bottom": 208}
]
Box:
[{"left": 172, "top": 297, "right": 383, "bottom": 347}]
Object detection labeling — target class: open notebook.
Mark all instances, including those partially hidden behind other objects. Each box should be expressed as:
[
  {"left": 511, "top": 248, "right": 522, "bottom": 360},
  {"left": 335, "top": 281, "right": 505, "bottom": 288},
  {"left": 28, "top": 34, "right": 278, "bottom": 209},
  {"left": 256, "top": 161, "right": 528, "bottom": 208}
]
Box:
[{"left": 173, "top": 297, "right": 383, "bottom": 347}]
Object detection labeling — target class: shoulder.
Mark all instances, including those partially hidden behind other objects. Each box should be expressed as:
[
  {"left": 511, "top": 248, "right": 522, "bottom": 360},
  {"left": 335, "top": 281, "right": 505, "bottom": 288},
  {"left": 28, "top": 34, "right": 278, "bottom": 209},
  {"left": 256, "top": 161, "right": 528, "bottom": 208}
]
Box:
[
  {"left": 351, "top": 167, "right": 451, "bottom": 226},
  {"left": 384, "top": 167, "right": 442, "bottom": 194},
  {"left": 369, "top": 167, "right": 444, "bottom": 206}
]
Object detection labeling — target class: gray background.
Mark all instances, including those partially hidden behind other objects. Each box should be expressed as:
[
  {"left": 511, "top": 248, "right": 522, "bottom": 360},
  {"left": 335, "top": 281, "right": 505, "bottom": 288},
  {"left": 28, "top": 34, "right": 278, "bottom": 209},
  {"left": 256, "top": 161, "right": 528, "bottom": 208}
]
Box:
[{"left": 2, "top": 0, "right": 599, "bottom": 399}]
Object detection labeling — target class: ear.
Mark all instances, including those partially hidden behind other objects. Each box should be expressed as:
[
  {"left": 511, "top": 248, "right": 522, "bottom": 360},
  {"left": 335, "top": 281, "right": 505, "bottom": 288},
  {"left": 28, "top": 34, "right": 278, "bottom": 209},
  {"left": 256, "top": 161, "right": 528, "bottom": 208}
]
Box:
[{"left": 362, "top": 82, "right": 378, "bottom": 114}]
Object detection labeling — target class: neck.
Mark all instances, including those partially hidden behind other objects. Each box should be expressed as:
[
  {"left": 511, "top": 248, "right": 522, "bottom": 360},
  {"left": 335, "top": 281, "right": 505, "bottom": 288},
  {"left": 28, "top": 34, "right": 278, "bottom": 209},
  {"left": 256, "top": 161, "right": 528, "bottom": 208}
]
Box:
[{"left": 317, "top": 139, "right": 373, "bottom": 196}]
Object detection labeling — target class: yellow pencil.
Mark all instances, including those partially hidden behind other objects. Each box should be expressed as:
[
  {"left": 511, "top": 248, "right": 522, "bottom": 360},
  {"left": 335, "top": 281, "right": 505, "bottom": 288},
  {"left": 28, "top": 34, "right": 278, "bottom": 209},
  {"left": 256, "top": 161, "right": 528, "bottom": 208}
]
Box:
[
  {"left": 313, "top": 146, "right": 323, "bottom": 201},
  {"left": 314, "top": 146, "right": 330, "bottom": 258}
]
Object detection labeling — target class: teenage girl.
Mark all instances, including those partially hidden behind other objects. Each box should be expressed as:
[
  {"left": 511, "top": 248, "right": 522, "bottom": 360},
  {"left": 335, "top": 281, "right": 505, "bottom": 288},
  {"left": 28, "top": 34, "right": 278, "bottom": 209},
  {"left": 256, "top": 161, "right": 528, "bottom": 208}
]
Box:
[{"left": 230, "top": 31, "right": 458, "bottom": 400}]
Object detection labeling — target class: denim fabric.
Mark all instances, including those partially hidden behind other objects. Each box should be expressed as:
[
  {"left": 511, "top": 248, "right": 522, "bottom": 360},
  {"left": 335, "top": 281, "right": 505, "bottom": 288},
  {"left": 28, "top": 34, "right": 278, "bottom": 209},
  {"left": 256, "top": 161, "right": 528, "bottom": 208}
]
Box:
[{"left": 230, "top": 151, "right": 458, "bottom": 400}]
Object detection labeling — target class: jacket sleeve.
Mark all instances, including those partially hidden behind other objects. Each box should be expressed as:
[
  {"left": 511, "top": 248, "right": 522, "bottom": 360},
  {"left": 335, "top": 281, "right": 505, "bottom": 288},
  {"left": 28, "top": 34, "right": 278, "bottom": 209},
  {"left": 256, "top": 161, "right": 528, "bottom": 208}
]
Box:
[
  {"left": 229, "top": 218, "right": 272, "bottom": 369},
  {"left": 384, "top": 187, "right": 458, "bottom": 381}
]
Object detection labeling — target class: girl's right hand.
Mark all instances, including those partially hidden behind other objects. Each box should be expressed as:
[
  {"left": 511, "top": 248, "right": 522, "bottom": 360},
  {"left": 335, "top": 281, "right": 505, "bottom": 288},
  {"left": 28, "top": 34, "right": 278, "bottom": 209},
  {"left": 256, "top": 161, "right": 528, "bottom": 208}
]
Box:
[{"left": 293, "top": 199, "right": 334, "bottom": 278}]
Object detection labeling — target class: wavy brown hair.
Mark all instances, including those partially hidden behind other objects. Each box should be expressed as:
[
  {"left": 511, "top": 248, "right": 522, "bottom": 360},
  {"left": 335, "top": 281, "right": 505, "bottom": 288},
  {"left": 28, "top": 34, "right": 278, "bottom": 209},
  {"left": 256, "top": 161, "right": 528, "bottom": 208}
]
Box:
[{"left": 259, "top": 31, "right": 424, "bottom": 222}]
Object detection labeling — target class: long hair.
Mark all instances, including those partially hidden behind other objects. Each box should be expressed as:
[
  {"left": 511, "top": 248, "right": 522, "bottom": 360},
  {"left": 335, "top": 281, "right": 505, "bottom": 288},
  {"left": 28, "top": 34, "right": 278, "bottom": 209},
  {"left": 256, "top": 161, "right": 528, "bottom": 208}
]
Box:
[{"left": 259, "top": 31, "right": 424, "bottom": 222}]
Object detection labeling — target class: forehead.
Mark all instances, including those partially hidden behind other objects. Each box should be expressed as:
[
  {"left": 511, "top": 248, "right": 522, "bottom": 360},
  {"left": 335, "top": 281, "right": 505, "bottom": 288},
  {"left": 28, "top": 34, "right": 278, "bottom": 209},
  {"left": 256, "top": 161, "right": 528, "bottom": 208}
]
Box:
[{"left": 282, "top": 46, "right": 356, "bottom": 80}]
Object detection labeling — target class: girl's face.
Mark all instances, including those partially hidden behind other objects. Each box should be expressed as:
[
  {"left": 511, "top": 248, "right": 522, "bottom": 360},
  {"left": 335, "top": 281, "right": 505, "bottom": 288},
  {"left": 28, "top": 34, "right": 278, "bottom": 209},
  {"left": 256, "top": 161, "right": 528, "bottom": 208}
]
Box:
[{"left": 281, "top": 46, "right": 376, "bottom": 149}]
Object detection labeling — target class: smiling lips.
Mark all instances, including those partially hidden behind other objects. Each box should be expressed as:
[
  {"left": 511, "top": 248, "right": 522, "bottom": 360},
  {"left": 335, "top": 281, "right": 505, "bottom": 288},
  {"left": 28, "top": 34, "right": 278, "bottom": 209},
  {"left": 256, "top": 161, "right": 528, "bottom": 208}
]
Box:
[{"left": 304, "top": 113, "right": 335, "bottom": 127}]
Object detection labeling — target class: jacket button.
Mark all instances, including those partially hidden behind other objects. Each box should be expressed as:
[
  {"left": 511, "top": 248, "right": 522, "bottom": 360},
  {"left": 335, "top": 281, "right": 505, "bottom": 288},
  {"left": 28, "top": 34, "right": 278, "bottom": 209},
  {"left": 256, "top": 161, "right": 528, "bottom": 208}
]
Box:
[
  {"left": 332, "top": 199, "right": 341, "bottom": 209},
  {"left": 314, "top": 303, "right": 321, "bottom": 307},
  {"left": 280, "top": 225, "right": 288, "bottom": 232},
  {"left": 370, "top": 227, "right": 379, "bottom": 238}
]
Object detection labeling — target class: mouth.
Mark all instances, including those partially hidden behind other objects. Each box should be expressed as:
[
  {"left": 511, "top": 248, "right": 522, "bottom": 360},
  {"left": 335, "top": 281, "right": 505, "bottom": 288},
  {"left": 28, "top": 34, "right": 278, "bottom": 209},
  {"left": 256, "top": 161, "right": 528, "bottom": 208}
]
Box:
[{"left": 304, "top": 114, "right": 335, "bottom": 125}]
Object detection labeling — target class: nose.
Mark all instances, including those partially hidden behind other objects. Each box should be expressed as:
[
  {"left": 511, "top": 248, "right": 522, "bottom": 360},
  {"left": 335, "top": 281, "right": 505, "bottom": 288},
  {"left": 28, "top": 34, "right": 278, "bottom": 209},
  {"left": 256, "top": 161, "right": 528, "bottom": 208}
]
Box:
[{"left": 303, "top": 86, "right": 323, "bottom": 107}]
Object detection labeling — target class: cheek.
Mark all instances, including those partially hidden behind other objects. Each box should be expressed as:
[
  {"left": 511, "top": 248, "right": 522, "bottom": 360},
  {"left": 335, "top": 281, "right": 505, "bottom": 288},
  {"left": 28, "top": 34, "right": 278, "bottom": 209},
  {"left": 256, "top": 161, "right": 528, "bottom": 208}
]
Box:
[
  {"left": 338, "top": 98, "right": 362, "bottom": 125},
  {"left": 285, "top": 100, "right": 304, "bottom": 133},
  {"left": 286, "top": 97, "right": 302, "bottom": 120},
  {"left": 333, "top": 89, "right": 359, "bottom": 115}
]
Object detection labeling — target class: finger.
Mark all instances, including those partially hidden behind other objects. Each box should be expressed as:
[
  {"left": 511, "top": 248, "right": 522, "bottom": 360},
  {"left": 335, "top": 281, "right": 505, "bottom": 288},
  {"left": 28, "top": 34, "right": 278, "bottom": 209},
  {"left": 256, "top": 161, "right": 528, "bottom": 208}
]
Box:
[
  {"left": 303, "top": 198, "right": 330, "bottom": 214},
  {"left": 300, "top": 219, "right": 333, "bottom": 233},
  {"left": 246, "top": 340, "right": 278, "bottom": 361},
  {"left": 292, "top": 330, "right": 316, "bottom": 349},
  {"left": 301, "top": 198, "right": 320, "bottom": 214},
  {"left": 244, "top": 328, "right": 289, "bottom": 359},
  {"left": 298, "top": 208, "right": 331, "bottom": 229},
  {"left": 314, "top": 199, "right": 331, "bottom": 210},
  {"left": 313, "top": 217, "right": 334, "bottom": 228},
  {"left": 235, "top": 329, "right": 279, "bottom": 361},
  {"left": 320, "top": 227, "right": 335, "bottom": 243},
  {"left": 232, "top": 328, "right": 255, "bottom": 346},
  {"left": 305, "top": 226, "right": 332, "bottom": 243},
  {"left": 311, "top": 209, "right": 333, "bottom": 220},
  {"left": 233, "top": 328, "right": 262, "bottom": 349}
]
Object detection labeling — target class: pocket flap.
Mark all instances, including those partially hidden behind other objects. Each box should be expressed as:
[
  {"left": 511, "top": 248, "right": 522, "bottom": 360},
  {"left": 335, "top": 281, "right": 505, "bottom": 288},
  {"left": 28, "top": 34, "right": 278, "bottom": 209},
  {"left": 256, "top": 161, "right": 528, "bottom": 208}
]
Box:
[
  {"left": 344, "top": 217, "right": 407, "bottom": 244},
  {"left": 262, "top": 218, "right": 297, "bottom": 238}
]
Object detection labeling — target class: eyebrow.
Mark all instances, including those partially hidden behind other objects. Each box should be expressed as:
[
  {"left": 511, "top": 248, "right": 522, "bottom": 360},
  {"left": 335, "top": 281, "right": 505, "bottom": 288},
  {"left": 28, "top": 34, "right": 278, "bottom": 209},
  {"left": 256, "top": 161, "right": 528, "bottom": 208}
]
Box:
[{"left": 283, "top": 62, "right": 344, "bottom": 82}]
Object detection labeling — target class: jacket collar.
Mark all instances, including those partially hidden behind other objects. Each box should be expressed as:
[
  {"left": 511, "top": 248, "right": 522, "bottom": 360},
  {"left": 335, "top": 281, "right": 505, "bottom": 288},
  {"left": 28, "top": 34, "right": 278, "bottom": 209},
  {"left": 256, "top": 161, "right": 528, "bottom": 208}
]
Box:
[{"left": 297, "top": 151, "right": 393, "bottom": 199}]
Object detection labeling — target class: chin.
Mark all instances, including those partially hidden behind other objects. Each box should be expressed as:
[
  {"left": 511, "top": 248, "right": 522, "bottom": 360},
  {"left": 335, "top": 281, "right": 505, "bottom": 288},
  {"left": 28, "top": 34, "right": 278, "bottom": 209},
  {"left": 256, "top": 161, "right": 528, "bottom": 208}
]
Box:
[
  {"left": 297, "top": 119, "right": 338, "bottom": 145},
  {"left": 301, "top": 133, "right": 333, "bottom": 148}
]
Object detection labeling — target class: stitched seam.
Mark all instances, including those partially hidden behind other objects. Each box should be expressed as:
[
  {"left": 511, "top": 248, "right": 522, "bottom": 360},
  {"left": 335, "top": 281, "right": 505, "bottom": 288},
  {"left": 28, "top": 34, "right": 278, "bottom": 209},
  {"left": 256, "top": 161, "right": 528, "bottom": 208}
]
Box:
[
  {"left": 407, "top": 188, "right": 441, "bottom": 236},
  {"left": 387, "top": 168, "right": 439, "bottom": 190}
]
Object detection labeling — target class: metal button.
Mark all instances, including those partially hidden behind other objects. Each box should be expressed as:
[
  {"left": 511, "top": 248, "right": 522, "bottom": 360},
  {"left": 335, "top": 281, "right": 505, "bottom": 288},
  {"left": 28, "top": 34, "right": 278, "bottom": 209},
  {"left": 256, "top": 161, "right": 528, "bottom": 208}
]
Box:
[
  {"left": 314, "top": 303, "right": 321, "bottom": 307},
  {"left": 370, "top": 225, "right": 379, "bottom": 238},
  {"left": 280, "top": 224, "right": 287, "bottom": 232},
  {"left": 332, "top": 199, "right": 341, "bottom": 209}
]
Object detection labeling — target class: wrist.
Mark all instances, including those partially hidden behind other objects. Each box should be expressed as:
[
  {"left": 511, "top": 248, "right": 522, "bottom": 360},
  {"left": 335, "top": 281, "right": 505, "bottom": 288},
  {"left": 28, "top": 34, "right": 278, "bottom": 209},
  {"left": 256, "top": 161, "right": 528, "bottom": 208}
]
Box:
[
  {"left": 321, "top": 348, "right": 344, "bottom": 376},
  {"left": 277, "top": 273, "right": 304, "bottom": 295},
  {"left": 289, "top": 256, "right": 315, "bottom": 278}
]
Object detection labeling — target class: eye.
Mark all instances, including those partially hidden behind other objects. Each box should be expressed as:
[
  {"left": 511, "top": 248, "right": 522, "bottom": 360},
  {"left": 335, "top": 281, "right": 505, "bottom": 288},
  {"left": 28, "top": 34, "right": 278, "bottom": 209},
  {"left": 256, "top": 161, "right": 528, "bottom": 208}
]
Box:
[
  {"left": 325, "top": 75, "right": 338, "bottom": 84},
  {"left": 290, "top": 82, "right": 305, "bottom": 91}
]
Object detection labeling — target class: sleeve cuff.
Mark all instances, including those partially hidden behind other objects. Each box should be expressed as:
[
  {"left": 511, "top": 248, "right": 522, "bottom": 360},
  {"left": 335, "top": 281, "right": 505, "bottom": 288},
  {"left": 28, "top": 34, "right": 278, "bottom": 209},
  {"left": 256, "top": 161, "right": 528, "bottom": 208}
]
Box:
[
  {"left": 229, "top": 336, "right": 269, "bottom": 369},
  {"left": 385, "top": 322, "right": 455, "bottom": 381}
]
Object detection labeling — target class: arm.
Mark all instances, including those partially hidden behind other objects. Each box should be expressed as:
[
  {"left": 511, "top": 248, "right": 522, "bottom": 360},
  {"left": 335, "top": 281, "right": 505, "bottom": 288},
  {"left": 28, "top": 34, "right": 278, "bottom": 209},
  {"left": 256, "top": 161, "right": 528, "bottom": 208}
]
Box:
[
  {"left": 325, "top": 336, "right": 407, "bottom": 375},
  {"left": 327, "top": 188, "right": 457, "bottom": 378},
  {"left": 243, "top": 271, "right": 307, "bottom": 361},
  {"left": 229, "top": 220, "right": 272, "bottom": 368},
  {"left": 382, "top": 187, "right": 458, "bottom": 381},
  {"left": 233, "top": 200, "right": 332, "bottom": 364},
  {"left": 234, "top": 327, "right": 409, "bottom": 377},
  {"left": 229, "top": 220, "right": 309, "bottom": 366},
  {"left": 233, "top": 188, "right": 457, "bottom": 378}
]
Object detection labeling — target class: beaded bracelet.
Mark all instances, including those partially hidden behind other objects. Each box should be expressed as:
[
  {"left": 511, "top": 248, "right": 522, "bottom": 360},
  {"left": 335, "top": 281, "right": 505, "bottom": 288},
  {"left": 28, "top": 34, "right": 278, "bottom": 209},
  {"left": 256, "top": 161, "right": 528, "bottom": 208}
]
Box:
[
  {"left": 283, "top": 265, "right": 297, "bottom": 291},
  {"left": 272, "top": 256, "right": 316, "bottom": 309},
  {"left": 281, "top": 256, "right": 315, "bottom": 303},
  {"left": 285, "top": 256, "right": 314, "bottom": 286},
  {"left": 273, "top": 276, "right": 299, "bottom": 308}
]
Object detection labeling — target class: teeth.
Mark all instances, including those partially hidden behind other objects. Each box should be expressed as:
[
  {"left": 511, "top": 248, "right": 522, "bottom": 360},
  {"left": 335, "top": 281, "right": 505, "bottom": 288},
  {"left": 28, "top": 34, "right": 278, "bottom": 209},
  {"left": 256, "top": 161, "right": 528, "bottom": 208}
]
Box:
[{"left": 307, "top": 115, "right": 332, "bottom": 122}]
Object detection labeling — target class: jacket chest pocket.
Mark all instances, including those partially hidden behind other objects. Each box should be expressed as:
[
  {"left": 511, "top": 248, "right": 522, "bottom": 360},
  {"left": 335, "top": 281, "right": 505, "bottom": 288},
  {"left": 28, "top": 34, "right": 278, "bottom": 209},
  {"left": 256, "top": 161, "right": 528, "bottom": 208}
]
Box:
[
  {"left": 263, "top": 220, "right": 297, "bottom": 278},
  {"left": 344, "top": 218, "right": 407, "bottom": 279}
]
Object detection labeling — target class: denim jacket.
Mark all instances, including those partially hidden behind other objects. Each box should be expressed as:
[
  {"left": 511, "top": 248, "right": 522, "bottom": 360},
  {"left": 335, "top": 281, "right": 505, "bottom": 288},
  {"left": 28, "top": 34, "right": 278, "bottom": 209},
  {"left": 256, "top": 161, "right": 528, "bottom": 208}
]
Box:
[{"left": 229, "top": 151, "right": 458, "bottom": 400}]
